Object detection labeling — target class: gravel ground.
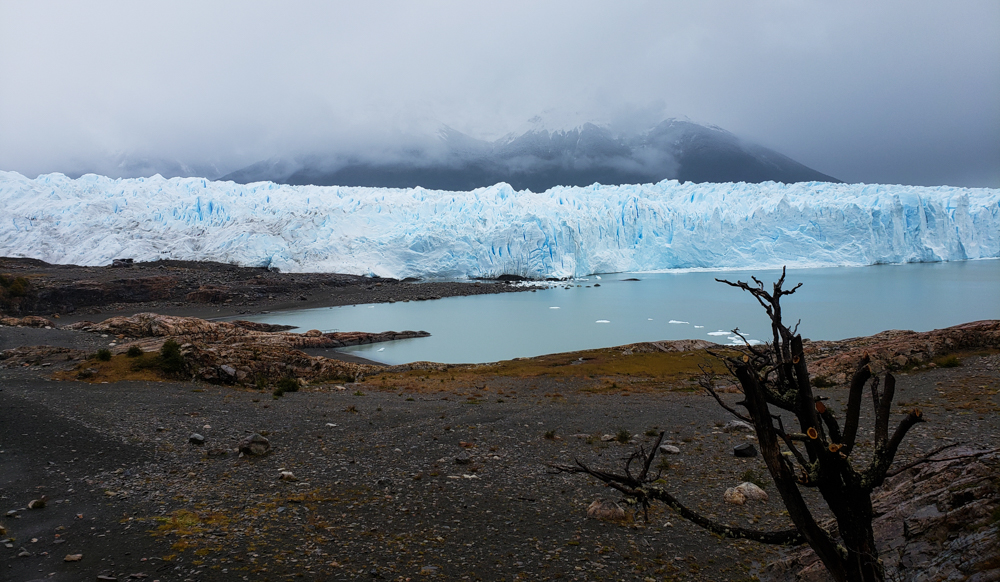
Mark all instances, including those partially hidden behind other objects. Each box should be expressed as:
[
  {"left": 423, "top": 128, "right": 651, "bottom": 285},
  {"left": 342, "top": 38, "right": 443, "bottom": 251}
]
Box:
[{"left": 2, "top": 345, "right": 998, "bottom": 582}]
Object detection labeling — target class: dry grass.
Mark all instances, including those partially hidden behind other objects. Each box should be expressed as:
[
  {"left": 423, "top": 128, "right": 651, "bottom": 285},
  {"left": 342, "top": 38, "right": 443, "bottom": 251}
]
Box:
[
  {"left": 369, "top": 347, "right": 732, "bottom": 395},
  {"left": 52, "top": 352, "right": 170, "bottom": 383}
]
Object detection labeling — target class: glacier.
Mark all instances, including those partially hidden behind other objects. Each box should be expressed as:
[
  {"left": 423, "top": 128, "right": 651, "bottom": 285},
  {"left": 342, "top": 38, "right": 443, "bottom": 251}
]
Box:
[{"left": 1, "top": 170, "right": 998, "bottom": 279}]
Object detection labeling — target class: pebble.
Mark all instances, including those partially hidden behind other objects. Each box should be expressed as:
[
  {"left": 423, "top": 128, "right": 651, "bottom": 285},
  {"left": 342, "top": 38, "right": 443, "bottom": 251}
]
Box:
[
  {"left": 189, "top": 433, "right": 205, "bottom": 445},
  {"left": 659, "top": 444, "right": 681, "bottom": 455},
  {"left": 64, "top": 553, "right": 83, "bottom": 562},
  {"left": 733, "top": 443, "right": 758, "bottom": 457}
]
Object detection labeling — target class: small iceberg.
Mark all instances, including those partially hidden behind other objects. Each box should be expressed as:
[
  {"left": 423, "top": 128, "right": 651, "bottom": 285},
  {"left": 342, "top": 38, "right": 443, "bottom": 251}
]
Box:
[
  {"left": 596, "top": 320, "right": 610, "bottom": 324},
  {"left": 668, "top": 320, "right": 689, "bottom": 324},
  {"left": 549, "top": 306, "right": 560, "bottom": 309}
]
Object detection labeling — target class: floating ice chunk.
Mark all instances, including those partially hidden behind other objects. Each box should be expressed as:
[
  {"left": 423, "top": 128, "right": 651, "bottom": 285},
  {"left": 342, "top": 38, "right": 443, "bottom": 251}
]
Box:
[
  {"left": 596, "top": 320, "right": 610, "bottom": 323},
  {"left": 648, "top": 318, "right": 654, "bottom": 321},
  {"left": 368, "top": 305, "right": 375, "bottom": 308},
  {"left": 707, "top": 330, "right": 731, "bottom": 336},
  {"left": 549, "top": 306, "right": 560, "bottom": 309},
  {"left": 595, "top": 276, "right": 602, "bottom": 280},
  {"left": 668, "top": 320, "right": 689, "bottom": 324},
  {"left": 378, "top": 347, "right": 385, "bottom": 351},
  {"left": 694, "top": 325, "right": 705, "bottom": 328}
]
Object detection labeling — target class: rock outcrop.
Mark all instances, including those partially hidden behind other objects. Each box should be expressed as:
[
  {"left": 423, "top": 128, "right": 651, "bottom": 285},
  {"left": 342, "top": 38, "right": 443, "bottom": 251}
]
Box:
[
  {"left": 760, "top": 448, "right": 1000, "bottom": 582},
  {"left": 62, "top": 313, "right": 427, "bottom": 385},
  {"left": 805, "top": 320, "right": 1000, "bottom": 385}
]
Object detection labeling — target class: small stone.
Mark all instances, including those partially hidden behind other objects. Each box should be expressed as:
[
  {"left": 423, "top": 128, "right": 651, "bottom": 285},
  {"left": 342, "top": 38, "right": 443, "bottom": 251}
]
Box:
[
  {"left": 600, "top": 434, "right": 616, "bottom": 442},
  {"left": 155, "top": 426, "right": 165, "bottom": 432},
  {"left": 454, "top": 453, "right": 472, "bottom": 465},
  {"left": 28, "top": 497, "right": 47, "bottom": 509},
  {"left": 723, "top": 487, "right": 747, "bottom": 505},
  {"left": 238, "top": 434, "right": 271, "bottom": 456},
  {"left": 219, "top": 365, "right": 236, "bottom": 376},
  {"left": 734, "top": 443, "right": 758, "bottom": 457},
  {"left": 64, "top": 553, "right": 83, "bottom": 562},
  {"left": 17, "top": 547, "right": 31, "bottom": 557},
  {"left": 278, "top": 471, "right": 297, "bottom": 481},
  {"left": 659, "top": 444, "right": 681, "bottom": 455},
  {"left": 723, "top": 420, "right": 754, "bottom": 433},
  {"left": 735, "top": 482, "right": 769, "bottom": 502},
  {"left": 587, "top": 499, "right": 627, "bottom": 521},
  {"left": 5, "top": 510, "right": 17, "bottom": 517},
  {"left": 97, "top": 576, "right": 118, "bottom": 581},
  {"left": 189, "top": 433, "right": 205, "bottom": 445}
]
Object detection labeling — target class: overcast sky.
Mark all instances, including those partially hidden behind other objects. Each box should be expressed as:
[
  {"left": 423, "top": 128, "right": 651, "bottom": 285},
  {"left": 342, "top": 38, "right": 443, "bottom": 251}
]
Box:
[{"left": 1, "top": 1, "right": 997, "bottom": 187}]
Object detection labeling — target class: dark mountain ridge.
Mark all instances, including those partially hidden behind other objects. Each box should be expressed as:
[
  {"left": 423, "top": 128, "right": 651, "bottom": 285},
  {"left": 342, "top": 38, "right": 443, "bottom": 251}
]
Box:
[{"left": 222, "top": 119, "right": 839, "bottom": 190}]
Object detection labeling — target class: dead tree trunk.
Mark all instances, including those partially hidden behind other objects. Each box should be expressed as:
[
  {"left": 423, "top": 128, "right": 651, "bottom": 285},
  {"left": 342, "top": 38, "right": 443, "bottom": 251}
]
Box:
[{"left": 553, "top": 269, "right": 927, "bottom": 582}]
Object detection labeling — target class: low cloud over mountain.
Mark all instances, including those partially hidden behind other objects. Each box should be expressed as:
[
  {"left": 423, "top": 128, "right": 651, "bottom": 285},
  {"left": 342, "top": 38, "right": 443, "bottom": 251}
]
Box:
[{"left": 222, "top": 119, "right": 839, "bottom": 190}]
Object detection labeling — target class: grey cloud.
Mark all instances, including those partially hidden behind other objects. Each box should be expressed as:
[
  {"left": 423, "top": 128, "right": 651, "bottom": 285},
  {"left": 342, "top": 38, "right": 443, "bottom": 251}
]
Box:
[{"left": 0, "top": 0, "right": 997, "bottom": 187}]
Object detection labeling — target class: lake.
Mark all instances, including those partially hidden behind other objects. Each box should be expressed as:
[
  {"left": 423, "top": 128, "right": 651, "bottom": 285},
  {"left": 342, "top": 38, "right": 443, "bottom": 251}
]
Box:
[{"left": 238, "top": 260, "right": 1000, "bottom": 365}]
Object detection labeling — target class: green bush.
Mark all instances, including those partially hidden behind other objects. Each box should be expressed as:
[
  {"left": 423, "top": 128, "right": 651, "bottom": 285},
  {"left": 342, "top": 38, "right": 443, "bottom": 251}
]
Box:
[
  {"left": 126, "top": 346, "right": 143, "bottom": 358},
  {"left": 273, "top": 377, "right": 299, "bottom": 398},
  {"left": 0, "top": 274, "right": 30, "bottom": 297},
  {"left": 96, "top": 348, "right": 112, "bottom": 361},
  {"left": 159, "top": 339, "right": 185, "bottom": 375},
  {"left": 740, "top": 468, "right": 769, "bottom": 490},
  {"left": 812, "top": 376, "right": 836, "bottom": 388},
  {"left": 615, "top": 428, "right": 631, "bottom": 444},
  {"left": 935, "top": 355, "right": 961, "bottom": 368}
]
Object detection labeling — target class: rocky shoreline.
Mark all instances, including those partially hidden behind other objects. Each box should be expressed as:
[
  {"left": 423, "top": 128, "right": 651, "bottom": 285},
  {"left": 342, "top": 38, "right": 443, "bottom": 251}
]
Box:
[
  {"left": 0, "top": 257, "right": 533, "bottom": 324},
  {"left": 2, "top": 258, "right": 999, "bottom": 581}
]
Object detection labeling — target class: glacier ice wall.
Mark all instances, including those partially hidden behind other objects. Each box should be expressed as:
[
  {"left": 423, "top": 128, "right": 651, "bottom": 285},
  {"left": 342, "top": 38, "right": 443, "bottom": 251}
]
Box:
[{"left": 1, "top": 171, "right": 998, "bottom": 279}]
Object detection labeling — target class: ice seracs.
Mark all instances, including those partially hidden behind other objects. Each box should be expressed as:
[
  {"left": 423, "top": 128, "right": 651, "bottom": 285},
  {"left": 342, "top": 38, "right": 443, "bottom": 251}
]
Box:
[{"left": 1, "top": 171, "right": 997, "bottom": 280}]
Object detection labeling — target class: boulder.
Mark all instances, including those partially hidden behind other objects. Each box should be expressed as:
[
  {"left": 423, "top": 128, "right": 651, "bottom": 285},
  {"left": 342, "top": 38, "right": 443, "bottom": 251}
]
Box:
[
  {"left": 189, "top": 433, "right": 205, "bottom": 445},
  {"left": 735, "top": 482, "right": 768, "bottom": 502},
  {"left": 659, "top": 444, "right": 681, "bottom": 455},
  {"left": 733, "top": 443, "right": 758, "bottom": 457},
  {"left": 238, "top": 433, "right": 271, "bottom": 456}
]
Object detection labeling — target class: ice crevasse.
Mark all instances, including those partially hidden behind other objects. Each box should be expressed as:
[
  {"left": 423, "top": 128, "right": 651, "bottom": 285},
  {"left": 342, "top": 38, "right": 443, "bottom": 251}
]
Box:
[{"left": 1, "top": 170, "right": 998, "bottom": 279}]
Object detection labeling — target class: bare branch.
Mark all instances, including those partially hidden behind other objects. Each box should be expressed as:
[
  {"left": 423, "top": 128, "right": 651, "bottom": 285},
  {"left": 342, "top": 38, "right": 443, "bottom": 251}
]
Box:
[
  {"left": 874, "top": 373, "right": 896, "bottom": 447},
  {"left": 841, "top": 355, "right": 872, "bottom": 455}
]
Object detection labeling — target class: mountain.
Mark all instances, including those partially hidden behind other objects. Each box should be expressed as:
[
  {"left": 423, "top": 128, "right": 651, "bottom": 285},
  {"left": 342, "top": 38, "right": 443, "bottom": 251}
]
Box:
[{"left": 222, "top": 119, "right": 839, "bottom": 190}]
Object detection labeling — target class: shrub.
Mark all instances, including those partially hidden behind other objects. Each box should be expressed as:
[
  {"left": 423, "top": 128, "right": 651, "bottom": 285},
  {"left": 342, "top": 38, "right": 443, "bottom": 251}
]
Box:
[
  {"left": 935, "top": 355, "right": 961, "bottom": 368},
  {"left": 739, "top": 468, "right": 769, "bottom": 490},
  {"left": 96, "top": 348, "right": 112, "bottom": 361},
  {"left": 812, "top": 376, "right": 836, "bottom": 388},
  {"left": 159, "top": 339, "right": 185, "bottom": 375},
  {"left": 615, "top": 428, "right": 631, "bottom": 444},
  {"left": 0, "top": 274, "right": 30, "bottom": 297},
  {"left": 276, "top": 377, "right": 299, "bottom": 393},
  {"left": 126, "top": 346, "right": 143, "bottom": 358},
  {"left": 544, "top": 430, "right": 557, "bottom": 440}
]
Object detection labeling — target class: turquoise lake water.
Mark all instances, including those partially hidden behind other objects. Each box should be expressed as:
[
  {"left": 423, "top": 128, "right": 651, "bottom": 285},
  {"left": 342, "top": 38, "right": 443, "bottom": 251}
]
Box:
[{"left": 240, "top": 260, "right": 1000, "bottom": 365}]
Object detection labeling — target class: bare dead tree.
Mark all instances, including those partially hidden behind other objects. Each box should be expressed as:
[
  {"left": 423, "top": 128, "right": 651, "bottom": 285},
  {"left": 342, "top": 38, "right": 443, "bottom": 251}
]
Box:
[{"left": 553, "top": 268, "right": 928, "bottom": 582}]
